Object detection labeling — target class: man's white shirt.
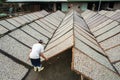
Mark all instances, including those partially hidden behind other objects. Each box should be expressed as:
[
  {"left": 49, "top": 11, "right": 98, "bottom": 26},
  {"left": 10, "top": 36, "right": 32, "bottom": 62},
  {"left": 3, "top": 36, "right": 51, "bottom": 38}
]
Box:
[{"left": 30, "top": 43, "right": 44, "bottom": 59}]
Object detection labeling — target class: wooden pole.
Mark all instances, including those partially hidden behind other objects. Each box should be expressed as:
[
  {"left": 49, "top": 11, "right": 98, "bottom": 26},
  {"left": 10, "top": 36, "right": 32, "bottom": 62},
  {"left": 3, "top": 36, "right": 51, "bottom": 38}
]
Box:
[
  {"left": 53, "top": 3, "right": 56, "bottom": 12},
  {"left": 81, "top": 74, "right": 84, "bottom": 80}
]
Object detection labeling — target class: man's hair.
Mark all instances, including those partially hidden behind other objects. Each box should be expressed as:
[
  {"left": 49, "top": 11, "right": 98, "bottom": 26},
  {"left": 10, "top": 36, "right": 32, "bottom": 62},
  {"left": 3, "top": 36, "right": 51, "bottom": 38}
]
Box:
[{"left": 39, "top": 40, "right": 43, "bottom": 44}]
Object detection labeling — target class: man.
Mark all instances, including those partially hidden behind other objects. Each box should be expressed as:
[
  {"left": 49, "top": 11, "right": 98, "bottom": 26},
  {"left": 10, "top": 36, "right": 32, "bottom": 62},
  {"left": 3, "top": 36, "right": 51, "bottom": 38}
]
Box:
[
  {"left": 28, "top": 40, "right": 48, "bottom": 72},
  {"left": 9, "top": 5, "right": 13, "bottom": 17}
]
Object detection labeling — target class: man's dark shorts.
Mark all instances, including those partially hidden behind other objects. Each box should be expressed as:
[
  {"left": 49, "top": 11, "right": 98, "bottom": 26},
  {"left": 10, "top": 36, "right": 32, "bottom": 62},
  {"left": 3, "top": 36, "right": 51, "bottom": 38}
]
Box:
[{"left": 30, "top": 58, "right": 41, "bottom": 67}]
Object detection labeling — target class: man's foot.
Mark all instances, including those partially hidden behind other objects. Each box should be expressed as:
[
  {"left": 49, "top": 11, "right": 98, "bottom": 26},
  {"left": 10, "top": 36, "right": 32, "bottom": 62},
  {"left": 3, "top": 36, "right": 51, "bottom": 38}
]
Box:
[
  {"left": 34, "top": 67, "right": 37, "bottom": 72},
  {"left": 38, "top": 67, "right": 44, "bottom": 72}
]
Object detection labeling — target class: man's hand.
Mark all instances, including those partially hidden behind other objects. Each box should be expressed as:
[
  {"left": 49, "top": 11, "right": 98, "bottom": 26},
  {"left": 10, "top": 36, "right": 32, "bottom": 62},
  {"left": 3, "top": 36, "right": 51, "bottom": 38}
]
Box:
[
  {"left": 27, "top": 57, "right": 30, "bottom": 61},
  {"left": 40, "top": 53, "right": 48, "bottom": 61},
  {"left": 45, "top": 57, "right": 48, "bottom": 61}
]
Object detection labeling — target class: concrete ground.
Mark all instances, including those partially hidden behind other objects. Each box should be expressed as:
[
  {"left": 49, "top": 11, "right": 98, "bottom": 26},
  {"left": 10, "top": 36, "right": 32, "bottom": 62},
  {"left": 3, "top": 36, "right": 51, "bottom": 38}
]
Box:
[{"left": 24, "top": 48, "right": 80, "bottom": 80}]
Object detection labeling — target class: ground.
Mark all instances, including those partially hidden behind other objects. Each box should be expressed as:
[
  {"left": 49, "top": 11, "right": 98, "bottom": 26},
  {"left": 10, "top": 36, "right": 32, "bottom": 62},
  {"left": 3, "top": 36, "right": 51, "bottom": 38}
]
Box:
[{"left": 24, "top": 48, "right": 80, "bottom": 80}]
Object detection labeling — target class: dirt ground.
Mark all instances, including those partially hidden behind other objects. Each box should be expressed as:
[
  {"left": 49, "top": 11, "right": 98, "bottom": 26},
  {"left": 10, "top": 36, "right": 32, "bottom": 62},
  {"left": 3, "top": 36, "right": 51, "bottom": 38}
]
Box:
[{"left": 24, "top": 48, "right": 80, "bottom": 80}]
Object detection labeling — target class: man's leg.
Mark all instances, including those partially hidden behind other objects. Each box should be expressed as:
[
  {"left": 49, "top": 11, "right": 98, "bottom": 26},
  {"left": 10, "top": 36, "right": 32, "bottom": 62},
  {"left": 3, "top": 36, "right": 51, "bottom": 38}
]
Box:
[
  {"left": 38, "top": 66, "right": 44, "bottom": 72},
  {"left": 34, "top": 66, "right": 37, "bottom": 71},
  {"left": 30, "top": 59, "right": 38, "bottom": 72},
  {"left": 38, "top": 60, "right": 44, "bottom": 72}
]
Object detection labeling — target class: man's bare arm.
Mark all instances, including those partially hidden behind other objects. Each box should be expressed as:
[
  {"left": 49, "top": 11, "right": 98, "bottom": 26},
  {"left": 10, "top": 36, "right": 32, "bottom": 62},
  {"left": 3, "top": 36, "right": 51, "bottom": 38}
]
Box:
[
  {"left": 27, "top": 49, "right": 32, "bottom": 61},
  {"left": 40, "top": 53, "right": 48, "bottom": 61}
]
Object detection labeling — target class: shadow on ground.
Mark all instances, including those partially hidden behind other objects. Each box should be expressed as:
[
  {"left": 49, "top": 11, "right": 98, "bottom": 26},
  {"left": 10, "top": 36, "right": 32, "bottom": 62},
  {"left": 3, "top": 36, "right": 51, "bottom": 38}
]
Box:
[{"left": 24, "top": 48, "right": 80, "bottom": 80}]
